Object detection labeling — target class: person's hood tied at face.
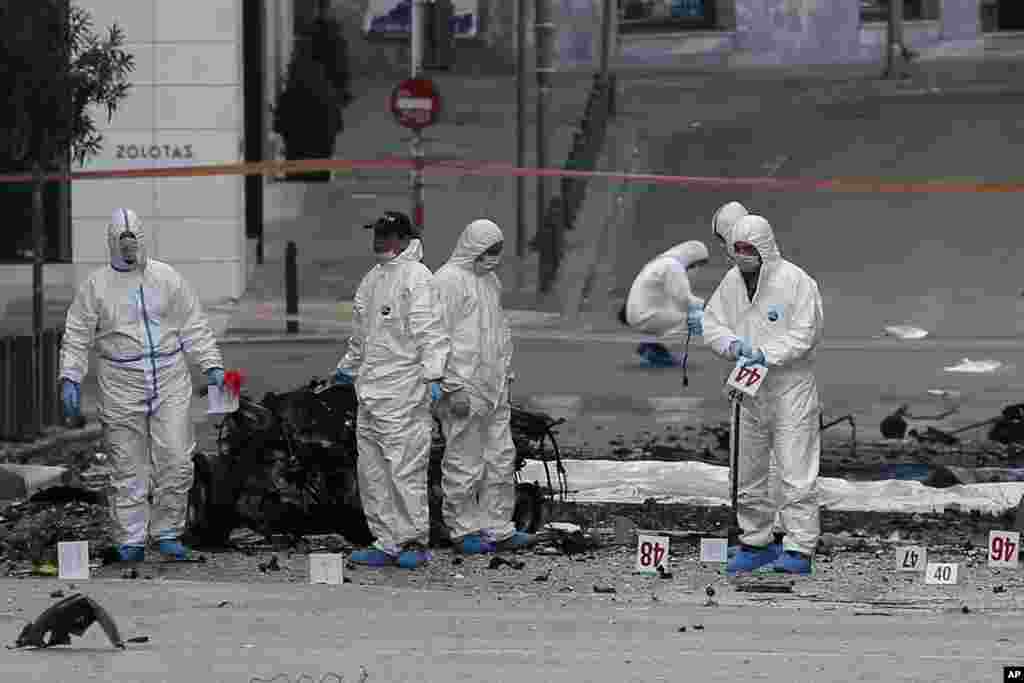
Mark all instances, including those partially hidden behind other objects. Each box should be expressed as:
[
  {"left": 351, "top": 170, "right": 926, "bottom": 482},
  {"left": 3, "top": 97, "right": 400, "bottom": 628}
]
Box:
[
  {"left": 730, "top": 214, "right": 780, "bottom": 275},
  {"left": 107, "top": 208, "right": 148, "bottom": 272},
  {"left": 367, "top": 211, "right": 416, "bottom": 264},
  {"left": 447, "top": 219, "right": 505, "bottom": 276}
]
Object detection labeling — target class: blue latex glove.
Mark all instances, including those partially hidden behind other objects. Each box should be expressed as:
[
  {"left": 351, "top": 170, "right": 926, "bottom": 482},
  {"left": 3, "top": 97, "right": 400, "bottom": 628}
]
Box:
[
  {"left": 334, "top": 368, "right": 355, "bottom": 386},
  {"left": 739, "top": 348, "right": 766, "bottom": 368},
  {"left": 206, "top": 367, "right": 225, "bottom": 388},
  {"left": 61, "top": 379, "right": 80, "bottom": 418},
  {"left": 730, "top": 338, "right": 755, "bottom": 360},
  {"left": 430, "top": 382, "right": 442, "bottom": 402},
  {"left": 686, "top": 302, "right": 704, "bottom": 337}
]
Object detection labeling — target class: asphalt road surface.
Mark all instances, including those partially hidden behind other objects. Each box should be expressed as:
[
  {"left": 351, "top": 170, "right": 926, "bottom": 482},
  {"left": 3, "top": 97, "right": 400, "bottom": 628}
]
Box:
[
  {"left": 609, "top": 88, "right": 1024, "bottom": 340},
  {"left": 2, "top": 579, "right": 1022, "bottom": 683}
]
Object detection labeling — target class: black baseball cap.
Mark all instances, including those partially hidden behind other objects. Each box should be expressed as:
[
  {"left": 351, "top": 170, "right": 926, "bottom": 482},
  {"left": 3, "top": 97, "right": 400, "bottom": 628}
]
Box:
[{"left": 364, "top": 211, "right": 416, "bottom": 238}]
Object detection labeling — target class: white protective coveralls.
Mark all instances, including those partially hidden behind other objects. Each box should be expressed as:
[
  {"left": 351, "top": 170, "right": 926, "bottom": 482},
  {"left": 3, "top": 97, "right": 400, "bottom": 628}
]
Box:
[
  {"left": 702, "top": 215, "right": 825, "bottom": 556},
  {"left": 711, "top": 201, "right": 749, "bottom": 260},
  {"left": 336, "top": 239, "right": 449, "bottom": 554},
  {"left": 624, "top": 240, "right": 709, "bottom": 337},
  {"left": 60, "top": 209, "right": 223, "bottom": 546},
  {"left": 431, "top": 220, "right": 517, "bottom": 543}
]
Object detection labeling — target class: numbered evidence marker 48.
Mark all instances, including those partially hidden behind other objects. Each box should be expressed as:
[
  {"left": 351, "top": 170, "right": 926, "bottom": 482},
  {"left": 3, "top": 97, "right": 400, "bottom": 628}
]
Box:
[
  {"left": 989, "top": 530, "right": 1021, "bottom": 568},
  {"left": 636, "top": 534, "right": 670, "bottom": 575}
]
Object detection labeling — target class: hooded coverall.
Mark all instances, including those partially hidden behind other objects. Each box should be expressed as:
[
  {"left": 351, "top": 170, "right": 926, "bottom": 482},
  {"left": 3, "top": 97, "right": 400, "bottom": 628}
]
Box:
[
  {"left": 60, "top": 210, "right": 223, "bottom": 547},
  {"left": 431, "top": 220, "right": 517, "bottom": 543},
  {"left": 336, "top": 239, "right": 449, "bottom": 555},
  {"left": 711, "top": 201, "right": 749, "bottom": 261},
  {"left": 624, "top": 240, "right": 709, "bottom": 337},
  {"left": 703, "top": 215, "right": 825, "bottom": 556}
]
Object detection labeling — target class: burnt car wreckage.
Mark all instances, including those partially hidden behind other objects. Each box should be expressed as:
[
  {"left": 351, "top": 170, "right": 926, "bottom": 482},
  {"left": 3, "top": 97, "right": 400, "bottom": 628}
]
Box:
[{"left": 186, "top": 379, "right": 569, "bottom": 548}]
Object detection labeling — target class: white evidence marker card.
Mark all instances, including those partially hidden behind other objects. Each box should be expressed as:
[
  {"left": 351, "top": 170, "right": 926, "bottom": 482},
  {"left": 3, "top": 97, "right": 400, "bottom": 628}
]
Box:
[
  {"left": 58, "top": 541, "right": 90, "bottom": 581},
  {"left": 725, "top": 363, "right": 768, "bottom": 398},
  {"left": 896, "top": 545, "right": 927, "bottom": 572},
  {"left": 309, "top": 553, "right": 344, "bottom": 585},
  {"left": 925, "top": 563, "right": 959, "bottom": 585},
  {"left": 700, "top": 538, "right": 728, "bottom": 563},
  {"left": 636, "top": 534, "right": 670, "bottom": 575},
  {"left": 988, "top": 530, "right": 1020, "bottom": 569}
]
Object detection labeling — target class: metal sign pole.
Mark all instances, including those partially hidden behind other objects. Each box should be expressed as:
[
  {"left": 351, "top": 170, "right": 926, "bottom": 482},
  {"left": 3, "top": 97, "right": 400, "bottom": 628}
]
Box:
[{"left": 411, "top": 0, "right": 426, "bottom": 231}]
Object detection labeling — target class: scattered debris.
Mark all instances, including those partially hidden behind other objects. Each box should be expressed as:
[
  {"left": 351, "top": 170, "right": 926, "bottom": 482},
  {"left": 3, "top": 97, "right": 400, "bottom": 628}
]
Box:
[
  {"left": 677, "top": 626, "right": 687, "bottom": 632},
  {"left": 12, "top": 594, "right": 130, "bottom": 650},
  {"left": 593, "top": 585, "right": 616, "bottom": 594},
  {"left": 217, "top": 601, "right": 231, "bottom": 608},
  {"left": 994, "top": 585, "right": 1006, "bottom": 594},
  {"left": 452, "top": 556, "right": 464, "bottom": 566},
  {"left": 961, "top": 605, "right": 970, "bottom": 614},
  {"left": 488, "top": 557, "right": 525, "bottom": 571},
  {"left": 656, "top": 564, "right": 673, "bottom": 580},
  {"left": 534, "top": 570, "right": 551, "bottom": 582},
  {"left": 258, "top": 555, "right": 281, "bottom": 573},
  {"left": 120, "top": 568, "right": 139, "bottom": 580},
  {"left": 48, "top": 590, "right": 64, "bottom": 599},
  {"left": 692, "top": 624, "right": 705, "bottom": 631}
]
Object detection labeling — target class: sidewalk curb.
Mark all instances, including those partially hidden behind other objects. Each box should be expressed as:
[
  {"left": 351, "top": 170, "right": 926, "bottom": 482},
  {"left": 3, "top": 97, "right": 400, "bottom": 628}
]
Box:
[{"left": 0, "top": 424, "right": 103, "bottom": 462}]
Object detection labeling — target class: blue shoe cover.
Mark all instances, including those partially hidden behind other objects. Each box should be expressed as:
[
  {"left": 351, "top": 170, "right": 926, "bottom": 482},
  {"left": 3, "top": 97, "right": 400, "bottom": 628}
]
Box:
[
  {"left": 118, "top": 545, "right": 145, "bottom": 562},
  {"left": 637, "top": 343, "right": 679, "bottom": 368},
  {"left": 727, "top": 544, "right": 782, "bottom": 575},
  {"left": 350, "top": 549, "right": 397, "bottom": 567},
  {"left": 460, "top": 535, "right": 496, "bottom": 555},
  {"left": 157, "top": 539, "right": 190, "bottom": 560},
  {"left": 773, "top": 550, "right": 813, "bottom": 575},
  {"left": 397, "top": 549, "right": 432, "bottom": 569},
  {"left": 497, "top": 531, "right": 536, "bottom": 549},
  {"left": 728, "top": 542, "right": 781, "bottom": 560}
]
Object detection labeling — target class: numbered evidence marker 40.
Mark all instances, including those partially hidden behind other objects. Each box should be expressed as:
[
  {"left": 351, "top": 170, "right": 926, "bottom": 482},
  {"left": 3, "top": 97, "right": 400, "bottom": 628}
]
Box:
[
  {"left": 636, "top": 534, "right": 670, "bottom": 575},
  {"left": 989, "top": 530, "right": 1021, "bottom": 568},
  {"left": 896, "top": 545, "right": 927, "bottom": 572},
  {"left": 925, "top": 562, "right": 959, "bottom": 585}
]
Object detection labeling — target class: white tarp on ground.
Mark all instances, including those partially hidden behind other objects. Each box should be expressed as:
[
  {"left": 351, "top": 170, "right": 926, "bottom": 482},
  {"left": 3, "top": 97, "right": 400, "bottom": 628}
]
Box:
[{"left": 521, "top": 460, "right": 1024, "bottom": 515}]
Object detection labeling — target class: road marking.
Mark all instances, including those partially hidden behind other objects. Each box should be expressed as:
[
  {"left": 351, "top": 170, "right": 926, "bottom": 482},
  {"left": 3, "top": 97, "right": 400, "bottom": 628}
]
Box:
[{"left": 370, "top": 647, "right": 1021, "bottom": 663}]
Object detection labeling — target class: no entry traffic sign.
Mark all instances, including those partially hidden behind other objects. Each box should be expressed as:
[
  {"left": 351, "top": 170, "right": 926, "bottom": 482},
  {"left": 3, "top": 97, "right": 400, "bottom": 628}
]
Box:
[{"left": 391, "top": 77, "right": 442, "bottom": 130}]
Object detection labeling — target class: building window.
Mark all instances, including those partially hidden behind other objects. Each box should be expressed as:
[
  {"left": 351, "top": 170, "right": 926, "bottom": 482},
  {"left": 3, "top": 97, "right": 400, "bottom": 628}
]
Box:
[
  {"left": 619, "top": 0, "right": 718, "bottom": 33},
  {"left": 860, "top": 0, "right": 940, "bottom": 23}
]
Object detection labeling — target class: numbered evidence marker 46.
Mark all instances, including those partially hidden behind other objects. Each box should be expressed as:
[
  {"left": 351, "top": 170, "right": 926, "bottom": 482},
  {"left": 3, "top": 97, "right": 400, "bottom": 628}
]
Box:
[
  {"left": 636, "top": 534, "right": 670, "bottom": 575},
  {"left": 58, "top": 541, "right": 90, "bottom": 581},
  {"left": 989, "top": 530, "right": 1021, "bottom": 568},
  {"left": 925, "top": 562, "right": 959, "bottom": 585},
  {"left": 309, "top": 553, "right": 344, "bottom": 585},
  {"left": 896, "top": 545, "right": 927, "bottom": 572},
  {"left": 700, "top": 538, "right": 728, "bottom": 563}
]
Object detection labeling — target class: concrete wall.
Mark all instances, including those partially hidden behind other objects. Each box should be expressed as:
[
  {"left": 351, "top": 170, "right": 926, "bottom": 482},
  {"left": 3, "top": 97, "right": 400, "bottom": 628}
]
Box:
[
  {"left": 70, "top": 0, "right": 246, "bottom": 302},
  {"left": 734, "top": 0, "right": 862, "bottom": 65}
]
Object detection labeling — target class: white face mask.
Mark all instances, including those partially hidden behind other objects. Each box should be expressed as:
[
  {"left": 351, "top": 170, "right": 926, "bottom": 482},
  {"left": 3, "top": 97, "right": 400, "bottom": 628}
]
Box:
[
  {"left": 735, "top": 253, "right": 761, "bottom": 273},
  {"left": 474, "top": 254, "right": 501, "bottom": 274},
  {"left": 375, "top": 249, "right": 398, "bottom": 264}
]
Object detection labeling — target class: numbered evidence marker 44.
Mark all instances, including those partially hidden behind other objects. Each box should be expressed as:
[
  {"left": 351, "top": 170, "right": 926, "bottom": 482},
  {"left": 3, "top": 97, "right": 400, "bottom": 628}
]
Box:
[
  {"left": 925, "top": 562, "right": 959, "bottom": 585},
  {"left": 896, "top": 545, "right": 927, "bottom": 572},
  {"left": 636, "top": 534, "right": 670, "bottom": 575},
  {"left": 989, "top": 530, "right": 1021, "bottom": 569},
  {"left": 726, "top": 362, "right": 768, "bottom": 399}
]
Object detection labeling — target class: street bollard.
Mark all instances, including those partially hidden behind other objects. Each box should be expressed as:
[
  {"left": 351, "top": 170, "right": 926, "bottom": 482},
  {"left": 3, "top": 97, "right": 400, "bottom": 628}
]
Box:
[{"left": 285, "top": 241, "right": 298, "bottom": 334}]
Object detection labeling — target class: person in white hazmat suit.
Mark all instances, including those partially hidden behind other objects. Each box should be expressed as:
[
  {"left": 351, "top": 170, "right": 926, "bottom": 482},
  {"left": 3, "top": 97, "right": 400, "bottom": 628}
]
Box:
[
  {"left": 334, "top": 211, "right": 449, "bottom": 570},
  {"left": 59, "top": 209, "right": 226, "bottom": 563},
  {"left": 702, "top": 214, "right": 824, "bottom": 576},
  {"left": 710, "top": 201, "right": 786, "bottom": 558},
  {"left": 617, "top": 240, "right": 709, "bottom": 368},
  {"left": 711, "top": 201, "right": 749, "bottom": 262},
  {"left": 431, "top": 219, "right": 534, "bottom": 554}
]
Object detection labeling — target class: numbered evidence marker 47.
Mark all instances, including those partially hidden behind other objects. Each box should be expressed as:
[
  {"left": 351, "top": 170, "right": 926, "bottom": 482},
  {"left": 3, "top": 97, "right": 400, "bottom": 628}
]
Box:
[
  {"left": 925, "top": 562, "right": 959, "bottom": 586},
  {"left": 636, "top": 534, "right": 670, "bottom": 575},
  {"left": 896, "top": 545, "right": 927, "bottom": 572},
  {"left": 989, "top": 530, "right": 1021, "bottom": 569}
]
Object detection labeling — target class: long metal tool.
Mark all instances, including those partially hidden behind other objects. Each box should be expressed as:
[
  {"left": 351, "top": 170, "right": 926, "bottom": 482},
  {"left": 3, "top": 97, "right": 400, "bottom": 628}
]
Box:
[{"left": 728, "top": 388, "right": 743, "bottom": 548}]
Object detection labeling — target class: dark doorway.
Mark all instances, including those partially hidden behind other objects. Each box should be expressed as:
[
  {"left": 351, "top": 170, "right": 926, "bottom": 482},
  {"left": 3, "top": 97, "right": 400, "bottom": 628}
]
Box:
[
  {"left": 999, "top": 0, "right": 1024, "bottom": 30},
  {"left": 243, "top": 0, "right": 265, "bottom": 264}
]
